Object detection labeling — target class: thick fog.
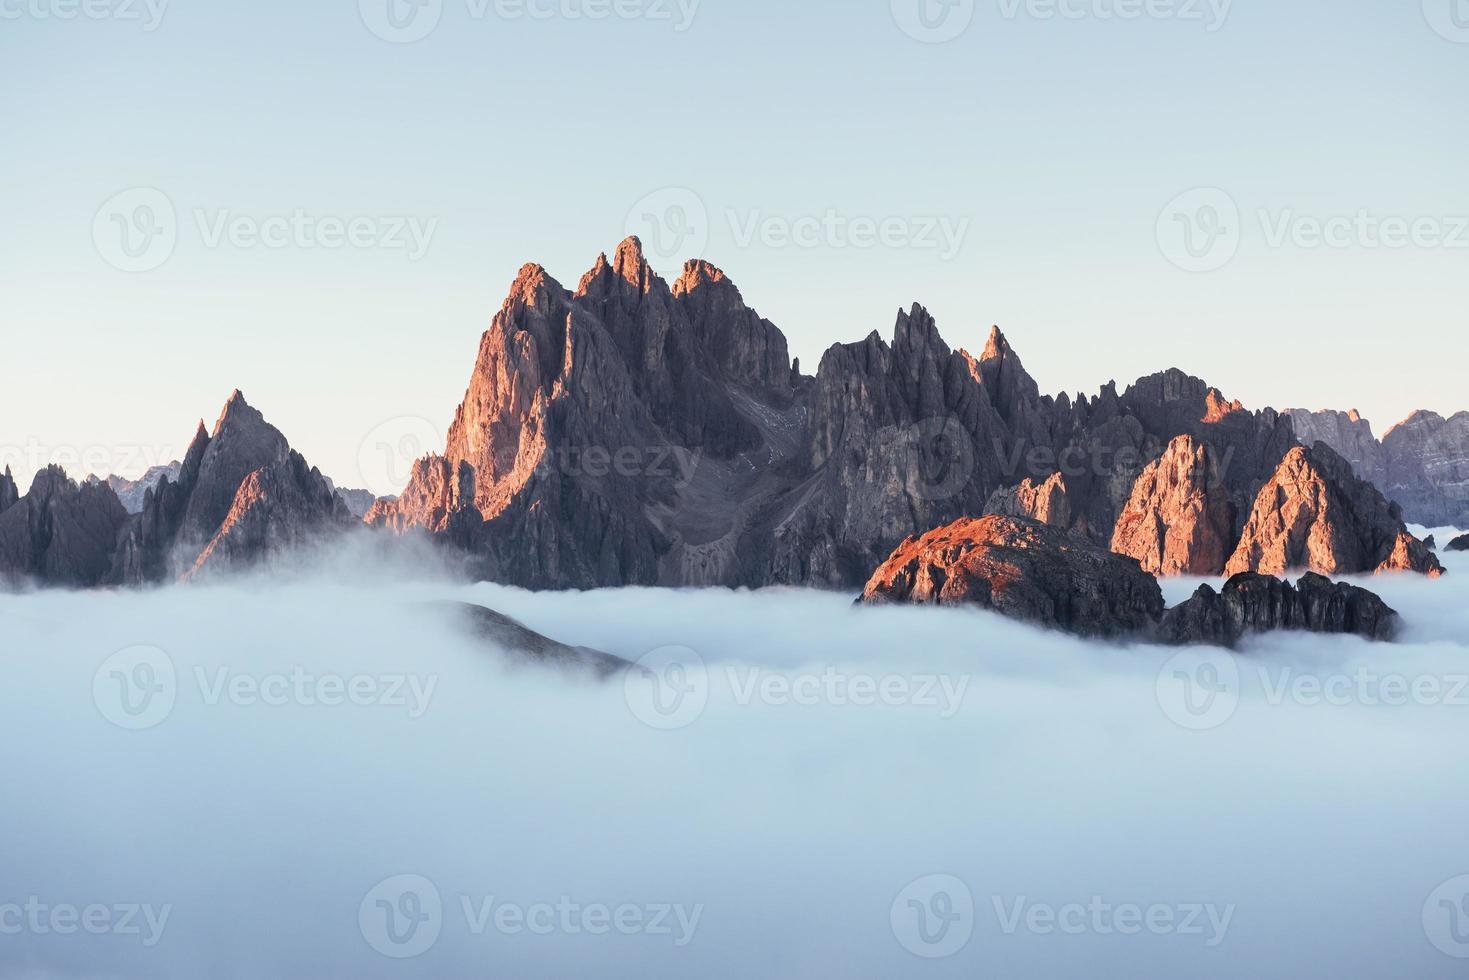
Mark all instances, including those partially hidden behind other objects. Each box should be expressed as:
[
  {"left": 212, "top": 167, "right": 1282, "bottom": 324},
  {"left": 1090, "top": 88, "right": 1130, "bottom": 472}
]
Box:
[{"left": 1, "top": 538, "right": 1467, "bottom": 979}]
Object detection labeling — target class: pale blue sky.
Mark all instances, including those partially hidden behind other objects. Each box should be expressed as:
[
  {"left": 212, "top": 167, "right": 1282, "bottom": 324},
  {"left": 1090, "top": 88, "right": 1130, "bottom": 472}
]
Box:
[{"left": 1, "top": 0, "right": 1465, "bottom": 490}]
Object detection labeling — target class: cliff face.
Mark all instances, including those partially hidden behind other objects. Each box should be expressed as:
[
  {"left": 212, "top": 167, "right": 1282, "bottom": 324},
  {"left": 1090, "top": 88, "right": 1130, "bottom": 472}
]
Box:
[
  {"left": 0, "top": 467, "right": 128, "bottom": 588},
  {"left": 1223, "top": 445, "right": 1442, "bottom": 578},
  {"left": 110, "top": 392, "right": 353, "bottom": 585},
  {"left": 1109, "top": 436, "right": 1234, "bottom": 576},
  {"left": 1285, "top": 408, "right": 1469, "bottom": 529},
  {"left": 0, "top": 468, "right": 18, "bottom": 515},
  {"left": 186, "top": 451, "right": 352, "bottom": 579}
]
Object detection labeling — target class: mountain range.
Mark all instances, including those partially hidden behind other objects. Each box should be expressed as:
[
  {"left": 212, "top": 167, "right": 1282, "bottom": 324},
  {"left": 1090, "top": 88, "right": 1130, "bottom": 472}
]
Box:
[{"left": 0, "top": 237, "right": 1457, "bottom": 593}]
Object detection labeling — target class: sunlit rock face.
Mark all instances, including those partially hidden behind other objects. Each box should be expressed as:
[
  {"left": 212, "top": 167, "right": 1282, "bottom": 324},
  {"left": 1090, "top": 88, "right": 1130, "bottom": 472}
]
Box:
[
  {"left": 1223, "top": 445, "right": 1442, "bottom": 579},
  {"left": 859, "top": 515, "right": 1165, "bottom": 639},
  {"left": 1109, "top": 435, "right": 1234, "bottom": 576}
]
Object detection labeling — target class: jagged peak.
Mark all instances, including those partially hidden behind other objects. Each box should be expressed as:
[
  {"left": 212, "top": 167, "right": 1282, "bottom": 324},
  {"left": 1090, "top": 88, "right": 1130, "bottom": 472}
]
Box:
[
  {"left": 672, "top": 258, "right": 733, "bottom": 297},
  {"left": 892, "top": 304, "right": 950, "bottom": 364},
  {"left": 981, "top": 324, "right": 1011, "bottom": 361},
  {"left": 612, "top": 235, "right": 650, "bottom": 287},
  {"left": 213, "top": 390, "right": 262, "bottom": 434}
]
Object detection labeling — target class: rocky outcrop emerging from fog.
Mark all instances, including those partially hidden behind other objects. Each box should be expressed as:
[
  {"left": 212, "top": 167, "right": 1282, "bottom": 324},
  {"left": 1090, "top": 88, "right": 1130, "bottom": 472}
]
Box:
[
  {"left": 858, "top": 515, "right": 1165, "bottom": 638},
  {"left": 1285, "top": 408, "right": 1469, "bottom": 529},
  {"left": 419, "top": 601, "right": 633, "bottom": 678},
  {"left": 1223, "top": 444, "right": 1443, "bottom": 578},
  {"left": 1448, "top": 534, "right": 1469, "bottom": 552},
  {"left": 106, "top": 462, "right": 182, "bottom": 515},
  {"left": 0, "top": 467, "right": 128, "bottom": 588},
  {"left": 859, "top": 516, "right": 1402, "bottom": 645},
  {"left": 185, "top": 451, "right": 353, "bottom": 580},
  {"left": 111, "top": 391, "right": 353, "bottom": 584},
  {"left": 1109, "top": 435, "right": 1233, "bottom": 576},
  {"left": 1159, "top": 572, "right": 1399, "bottom": 646}
]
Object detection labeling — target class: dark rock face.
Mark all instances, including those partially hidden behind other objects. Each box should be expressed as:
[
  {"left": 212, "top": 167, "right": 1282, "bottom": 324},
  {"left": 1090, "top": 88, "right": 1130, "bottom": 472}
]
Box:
[
  {"left": 0, "top": 467, "right": 128, "bottom": 588},
  {"left": 673, "top": 260, "right": 793, "bottom": 398},
  {"left": 106, "top": 462, "right": 182, "bottom": 515},
  {"left": 1224, "top": 444, "right": 1443, "bottom": 578},
  {"left": 1448, "top": 534, "right": 1469, "bottom": 552},
  {"left": 1285, "top": 408, "right": 1469, "bottom": 529},
  {"left": 0, "top": 467, "right": 18, "bottom": 515},
  {"left": 1159, "top": 572, "right": 1399, "bottom": 647},
  {"left": 111, "top": 392, "right": 352, "bottom": 585},
  {"left": 185, "top": 451, "right": 353, "bottom": 580},
  {"left": 1110, "top": 435, "right": 1234, "bottom": 575},
  {"left": 419, "top": 601, "right": 632, "bottom": 678},
  {"left": 858, "top": 515, "right": 1165, "bottom": 639}
]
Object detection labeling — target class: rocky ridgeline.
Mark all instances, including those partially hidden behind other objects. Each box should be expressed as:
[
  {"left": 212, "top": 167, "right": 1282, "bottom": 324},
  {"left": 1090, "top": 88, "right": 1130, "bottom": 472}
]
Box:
[
  {"left": 366, "top": 237, "right": 1438, "bottom": 589},
  {"left": 859, "top": 515, "right": 1401, "bottom": 646},
  {"left": 0, "top": 238, "right": 1452, "bottom": 595},
  {"left": 1285, "top": 408, "right": 1469, "bottom": 529}
]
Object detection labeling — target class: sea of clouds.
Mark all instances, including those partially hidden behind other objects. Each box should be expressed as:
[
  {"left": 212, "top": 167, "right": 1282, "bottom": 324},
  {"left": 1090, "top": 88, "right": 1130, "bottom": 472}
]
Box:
[{"left": 0, "top": 532, "right": 1466, "bottom": 979}]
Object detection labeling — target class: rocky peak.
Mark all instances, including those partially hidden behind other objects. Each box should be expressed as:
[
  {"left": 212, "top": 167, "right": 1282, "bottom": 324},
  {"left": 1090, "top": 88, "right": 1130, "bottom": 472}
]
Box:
[
  {"left": 1110, "top": 435, "right": 1234, "bottom": 576},
  {"left": 0, "top": 465, "right": 128, "bottom": 588},
  {"left": 180, "top": 390, "right": 290, "bottom": 545},
  {"left": 1223, "top": 444, "right": 1443, "bottom": 578},
  {"left": 185, "top": 450, "right": 353, "bottom": 580},
  {"left": 612, "top": 235, "right": 649, "bottom": 289},
  {"left": 0, "top": 467, "right": 17, "bottom": 514},
  {"left": 671, "top": 257, "right": 793, "bottom": 396},
  {"left": 1283, "top": 408, "right": 1386, "bottom": 486}
]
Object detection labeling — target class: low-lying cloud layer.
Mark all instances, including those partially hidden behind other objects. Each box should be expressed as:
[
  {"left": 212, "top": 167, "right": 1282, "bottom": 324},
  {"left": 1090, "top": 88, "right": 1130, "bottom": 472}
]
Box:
[{"left": 1, "top": 541, "right": 1467, "bottom": 979}]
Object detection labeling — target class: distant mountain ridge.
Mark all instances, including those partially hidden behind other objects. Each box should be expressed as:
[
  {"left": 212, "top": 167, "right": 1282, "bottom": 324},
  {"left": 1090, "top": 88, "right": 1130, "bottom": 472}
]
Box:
[
  {"left": 1284, "top": 408, "right": 1469, "bottom": 529},
  {"left": 0, "top": 239, "right": 1449, "bottom": 590}
]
